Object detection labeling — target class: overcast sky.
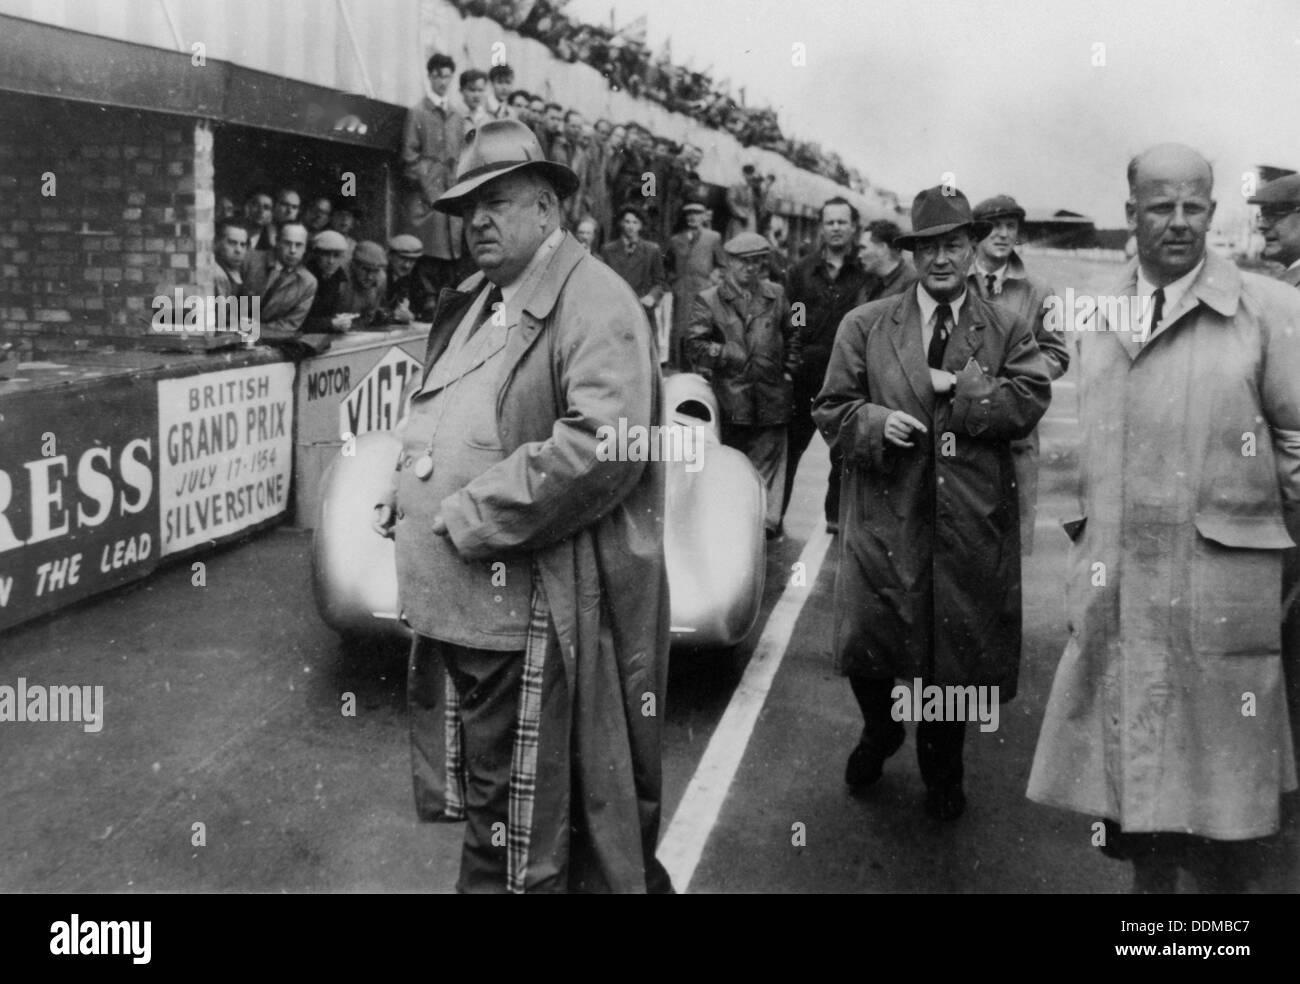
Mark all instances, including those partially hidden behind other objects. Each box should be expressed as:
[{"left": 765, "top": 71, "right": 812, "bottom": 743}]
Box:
[{"left": 568, "top": 0, "right": 1300, "bottom": 227}]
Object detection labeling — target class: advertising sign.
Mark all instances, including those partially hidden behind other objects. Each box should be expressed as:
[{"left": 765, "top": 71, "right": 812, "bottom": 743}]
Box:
[
  {"left": 0, "top": 380, "right": 159, "bottom": 631},
  {"left": 157, "top": 363, "right": 295, "bottom": 555}
]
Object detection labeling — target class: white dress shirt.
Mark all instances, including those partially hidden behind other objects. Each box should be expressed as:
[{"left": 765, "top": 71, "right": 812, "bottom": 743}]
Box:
[
  {"left": 1135, "top": 258, "right": 1204, "bottom": 343},
  {"left": 974, "top": 259, "right": 1008, "bottom": 296},
  {"left": 915, "top": 284, "right": 969, "bottom": 355}
]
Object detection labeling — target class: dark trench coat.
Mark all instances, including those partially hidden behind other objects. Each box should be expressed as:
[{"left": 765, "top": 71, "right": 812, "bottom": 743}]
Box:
[{"left": 812, "top": 288, "right": 1050, "bottom": 698}]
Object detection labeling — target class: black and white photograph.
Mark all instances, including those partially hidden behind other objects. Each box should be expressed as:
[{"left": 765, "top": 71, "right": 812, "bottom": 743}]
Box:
[{"left": 0, "top": 0, "right": 1297, "bottom": 940}]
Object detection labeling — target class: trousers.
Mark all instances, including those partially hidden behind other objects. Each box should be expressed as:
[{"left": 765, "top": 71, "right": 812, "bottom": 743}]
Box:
[
  {"left": 408, "top": 635, "right": 528, "bottom": 894},
  {"left": 849, "top": 675, "right": 967, "bottom": 788},
  {"left": 783, "top": 388, "right": 840, "bottom": 524}
]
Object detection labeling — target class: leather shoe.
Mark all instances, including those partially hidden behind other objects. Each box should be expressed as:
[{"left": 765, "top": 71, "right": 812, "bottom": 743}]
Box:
[
  {"left": 924, "top": 784, "right": 966, "bottom": 821},
  {"left": 844, "top": 728, "right": 905, "bottom": 789}
]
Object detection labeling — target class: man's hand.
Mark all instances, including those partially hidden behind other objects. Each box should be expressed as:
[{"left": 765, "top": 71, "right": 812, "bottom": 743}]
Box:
[
  {"left": 331, "top": 313, "right": 359, "bottom": 331},
  {"left": 884, "top": 410, "right": 927, "bottom": 448},
  {"left": 929, "top": 368, "right": 956, "bottom": 395},
  {"left": 431, "top": 514, "right": 448, "bottom": 536},
  {"left": 639, "top": 294, "right": 657, "bottom": 308},
  {"left": 392, "top": 299, "right": 413, "bottom": 324},
  {"left": 372, "top": 504, "right": 396, "bottom": 539}
]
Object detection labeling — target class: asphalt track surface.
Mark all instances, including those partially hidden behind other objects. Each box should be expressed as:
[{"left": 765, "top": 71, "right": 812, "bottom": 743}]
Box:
[{"left": 1, "top": 253, "right": 1295, "bottom": 893}]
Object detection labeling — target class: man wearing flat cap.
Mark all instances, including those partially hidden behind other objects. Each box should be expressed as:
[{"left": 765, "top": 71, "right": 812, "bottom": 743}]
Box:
[
  {"left": 970, "top": 194, "right": 1069, "bottom": 554},
  {"left": 814, "top": 186, "right": 1050, "bottom": 819},
  {"left": 666, "top": 201, "right": 728, "bottom": 367},
  {"left": 303, "top": 230, "right": 360, "bottom": 333},
  {"left": 344, "top": 240, "right": 387, "bottom": 327},
  {"left": 1251, "top": 173, "right": 1300, "bottom": 287},
  {"left": 373, "top": 234, "right": 438, "bottom": 326},
  {"left": 1248, "top": 170, "right": 1300, "bottom": 861},
  {"left": 373, "top": 118, "right": 673, "bottom": 894},
  {"left": 686, "top": 230, "right": 799, "bottom": 538}
]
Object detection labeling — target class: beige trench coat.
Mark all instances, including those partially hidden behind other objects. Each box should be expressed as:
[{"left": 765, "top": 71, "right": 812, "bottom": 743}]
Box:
[
  {"left": 393, "top": 232, "right": 672, "bottom": 892},
  {"left": 1028, "top": 252, "right": 1300, "bottom": 838}
]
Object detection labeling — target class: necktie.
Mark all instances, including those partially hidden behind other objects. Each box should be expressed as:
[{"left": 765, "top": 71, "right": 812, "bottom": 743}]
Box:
[
  {"left": 985, "top": 273, "right": 997, "bottom": 296},
  {"left": 1146, "top": 287, "right": 1165, "bottom": 342},
  {"left": 468, "top": 285, "right": 505, "bottom": 339},
  {"left": 927, "top": 303, "right": 952, "bottom": 370}
]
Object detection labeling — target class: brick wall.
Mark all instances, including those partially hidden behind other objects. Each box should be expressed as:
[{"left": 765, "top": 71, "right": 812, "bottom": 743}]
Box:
[{"left": 0, "top": 96, "right": 213, "bottom": 353}]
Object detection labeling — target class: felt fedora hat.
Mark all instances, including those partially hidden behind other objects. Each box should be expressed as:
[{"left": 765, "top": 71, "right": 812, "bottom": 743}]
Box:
[
  {"left": 433, "top": 118, "right": 579, "bottom": 214},
  {"left": 894, "top": 186, "right": 992, "bottom": 251}
]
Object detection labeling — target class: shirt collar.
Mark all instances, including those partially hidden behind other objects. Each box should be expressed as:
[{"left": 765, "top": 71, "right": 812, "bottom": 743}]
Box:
[
  {"left": 916, "top": 283, "right": 967, "bottom": 328},
  {"left": 1288, "top": 258, "right": 1300, "bottom": 273},
  {"left": 498, "top": 227, "right": 565, "bottom": 311},
  {"left": 974, "top": 258, "right": 1008, "bottom": 287},
  {"left": 1136, "top": 257, "right": 1205, "bottom": 314},
  {"left": 423, "top": 81, "right": 449, "bottom": 112}
]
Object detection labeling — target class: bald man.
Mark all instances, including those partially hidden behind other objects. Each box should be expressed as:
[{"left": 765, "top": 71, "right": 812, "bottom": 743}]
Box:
[{"left": 1029, "top": 144, "right": 1300, "bottom": 893}]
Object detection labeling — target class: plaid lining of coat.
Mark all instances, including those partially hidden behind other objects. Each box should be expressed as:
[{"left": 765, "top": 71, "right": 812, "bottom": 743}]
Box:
[{"left": 442, "top": 566, "right": 549, "bottom": 894}]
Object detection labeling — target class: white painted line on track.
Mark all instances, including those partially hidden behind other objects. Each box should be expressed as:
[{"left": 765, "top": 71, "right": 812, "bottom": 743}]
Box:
[{"left": 657, "top": 525, "right": 835, "bottom": 892}]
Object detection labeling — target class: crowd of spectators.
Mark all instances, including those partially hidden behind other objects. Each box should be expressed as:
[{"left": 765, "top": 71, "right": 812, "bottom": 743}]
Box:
[{"left": 446, "top": 0, "right": 865, "bottom": 190}]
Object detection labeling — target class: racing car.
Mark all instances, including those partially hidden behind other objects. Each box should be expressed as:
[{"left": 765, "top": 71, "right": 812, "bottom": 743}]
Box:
[{"left": 311, "top": 372, "right": 766, "bottom": 650}]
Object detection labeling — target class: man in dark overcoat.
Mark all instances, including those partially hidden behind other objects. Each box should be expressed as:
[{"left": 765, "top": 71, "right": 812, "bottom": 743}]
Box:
[{"left": 813, "top": 186, "right": 1050, "bottom": 819}]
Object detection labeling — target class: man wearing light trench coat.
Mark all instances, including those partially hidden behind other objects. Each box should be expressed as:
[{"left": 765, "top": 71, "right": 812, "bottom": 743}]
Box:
[{"left": 1028, "top": 144, "right": 1300, "bottom": 893}]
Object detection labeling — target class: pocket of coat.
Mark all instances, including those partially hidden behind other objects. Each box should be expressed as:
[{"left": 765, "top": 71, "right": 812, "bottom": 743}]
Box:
[{"left": 1190, "top": 515, "right": 1292, "bottom": 656}]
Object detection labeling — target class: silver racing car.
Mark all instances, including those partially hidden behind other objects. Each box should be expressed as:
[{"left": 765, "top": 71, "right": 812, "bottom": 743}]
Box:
[{"left": 311, "top": 372, "right": 766, "bottom": 649}]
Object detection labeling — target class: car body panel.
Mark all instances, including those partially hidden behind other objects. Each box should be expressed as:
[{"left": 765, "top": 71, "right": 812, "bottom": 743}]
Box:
[{"left": 311, "top": 373, "right": 765, "bottom": 649}]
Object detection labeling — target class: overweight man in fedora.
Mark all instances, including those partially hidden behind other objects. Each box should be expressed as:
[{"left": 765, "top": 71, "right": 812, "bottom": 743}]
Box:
[
  {"left": 813, "top": 186, "right": 1050, "bottom": 819},
  {"left": 373, "top": 118, "right": 673, "bottom": 894}
]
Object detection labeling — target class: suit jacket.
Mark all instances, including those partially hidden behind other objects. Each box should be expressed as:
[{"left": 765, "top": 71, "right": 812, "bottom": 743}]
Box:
[
  {"left": 725, "top": 181, "right": 755, "bottom": 240},
  {"left": 858, "top": 257, "right": 918, "bottom": 305},
  {"left": 252, "top": 225, "right": 276, "bottom": 252},
  {"left": 608, "top": 146, "right": 644, "bottom": 212},
  {"left": 551, "top": 135, "right": 591, "bottom": 227},
  {"left": 401, "top": 97, "right": 464, "bottom": 261},
  {"left": 244, "top": 252, "right": 317, "bottom": 334},
  {"left": 600, "top": 238, "right": 668, "bottom": 303},
  {"left": 686, "top": 276, "right": 799, "bottom": 427},
  {"left": 666, "top": 228, "right": 727, "bottom": 329},
  {"left": 302, "top": 266, "right": 378, "bottom": 333},
  {"left": 213, "top": 263, "right": 244, "bottom": 298}
]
